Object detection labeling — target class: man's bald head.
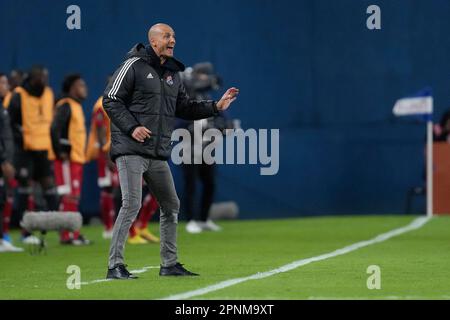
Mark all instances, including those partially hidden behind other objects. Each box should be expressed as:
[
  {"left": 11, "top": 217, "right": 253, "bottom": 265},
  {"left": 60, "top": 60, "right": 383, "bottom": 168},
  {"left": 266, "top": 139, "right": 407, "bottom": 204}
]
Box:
[
  {"left": 148, "top": 23, "right": 174, "bottom": 41},
  {"left": 148, "top": 23, "right": 176, "bottom": 63}
]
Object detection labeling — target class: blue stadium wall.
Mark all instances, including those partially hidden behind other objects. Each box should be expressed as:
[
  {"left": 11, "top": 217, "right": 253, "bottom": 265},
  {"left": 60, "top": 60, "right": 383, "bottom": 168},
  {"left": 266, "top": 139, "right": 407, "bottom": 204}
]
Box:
[{"left": 1, "top": 0, "right": 450, "bottom": 218}]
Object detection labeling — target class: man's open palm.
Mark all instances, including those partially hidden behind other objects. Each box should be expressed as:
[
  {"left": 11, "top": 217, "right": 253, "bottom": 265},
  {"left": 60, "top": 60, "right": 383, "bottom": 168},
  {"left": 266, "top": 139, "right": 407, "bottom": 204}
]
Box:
[{"left": 216, "top": 87, "right": 239, "bottom": 111}]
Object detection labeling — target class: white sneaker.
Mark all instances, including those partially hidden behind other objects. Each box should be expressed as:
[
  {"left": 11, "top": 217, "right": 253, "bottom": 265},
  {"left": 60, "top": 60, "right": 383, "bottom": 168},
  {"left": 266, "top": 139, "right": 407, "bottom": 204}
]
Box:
[
  {"left": 22, "top": 235, "right": 41, "bottom": 245},
  {"left": 0, "top": 240, "right": 24, "bottom": 253},
  {"left": 186, "top": 220, "right": 202, "bottom": 234},
  {"left": 102, "top": 230, "right": 114, "bottom": 239},
  {"left": 199, "top": 220, "right": 222, "bottom": 232}
]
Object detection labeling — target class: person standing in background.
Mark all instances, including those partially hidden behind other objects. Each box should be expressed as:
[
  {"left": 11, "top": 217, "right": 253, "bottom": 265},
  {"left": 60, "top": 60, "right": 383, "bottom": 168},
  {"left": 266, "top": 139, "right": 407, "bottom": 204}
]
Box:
[
  {"left": 3, "top": 69, "right": 26, "bottom": 109},
  {"left": 7, "top": 65, "right": 59, "bottom": 245},
  {"left": 1, "top": 73, "right": 18, "bottom": 243},
  {"left": 86, "top": 89, "right": 119, "bottom": 239},
  {"left": 51, "top": 74, "right": 91, "bottom": 245},
  {"left": 0, "top": 86, "right": 23, "bottom": 252},
  {"left": 0, "top": 73, "right": 10, "bottom": 107},
  {"left": 180, "top": 63, "right": 231, "bottom": 234},
  {"left": 433, "top": 110, "right": 450, "bottom": 142}
]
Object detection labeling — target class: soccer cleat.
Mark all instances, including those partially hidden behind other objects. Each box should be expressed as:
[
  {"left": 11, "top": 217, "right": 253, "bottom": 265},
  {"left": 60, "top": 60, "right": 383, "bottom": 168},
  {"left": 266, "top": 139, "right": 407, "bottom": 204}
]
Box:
[
  {"left": 127, "top": 234, "right": 148, "bottom": 245},
  {"left": 138, "top": 228, "right": 159, "bottom": 243},
  {"left": 186, "top": 220, "right": 202, "bottom": 234},
  {"left": 22, "top": 235, "right": 41, "bottom": 245},
  {"left": 106, "top": 264, "right": 138, "bottom": 280},
  {"left": 198, "top": 220, "right": 222, "bottom": 232},
  {"left": 102, "top": 230, "right": 114, "bottom": 240},
  {"left": 159, "top": 262, "right": 199, "bottom": 276},
  {"left": 0, "top": 240, "right": 24, "bottom": 253}
]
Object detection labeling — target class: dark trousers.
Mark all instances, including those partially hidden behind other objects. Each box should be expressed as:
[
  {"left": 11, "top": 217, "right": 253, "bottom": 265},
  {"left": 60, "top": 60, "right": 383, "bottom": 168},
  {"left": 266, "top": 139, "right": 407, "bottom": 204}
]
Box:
[
  {"left": 12, "top": 150, "right": 59, "bottom": 228},
  {"left": 182, "top": 163, "right": 215, "bottom": 222}
]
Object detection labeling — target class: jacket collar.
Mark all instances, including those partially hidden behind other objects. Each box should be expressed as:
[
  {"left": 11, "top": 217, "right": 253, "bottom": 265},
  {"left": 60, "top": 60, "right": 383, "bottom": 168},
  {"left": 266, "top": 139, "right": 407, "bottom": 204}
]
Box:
[{"left": 127, "top": 43, "right": 185, "bottom": 72}]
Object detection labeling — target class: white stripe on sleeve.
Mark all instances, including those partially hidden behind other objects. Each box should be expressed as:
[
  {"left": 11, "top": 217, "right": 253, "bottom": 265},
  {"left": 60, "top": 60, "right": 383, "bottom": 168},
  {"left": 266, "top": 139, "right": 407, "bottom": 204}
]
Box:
[{"left": 108, "top": 57, "right": 140, "bottom": 100}]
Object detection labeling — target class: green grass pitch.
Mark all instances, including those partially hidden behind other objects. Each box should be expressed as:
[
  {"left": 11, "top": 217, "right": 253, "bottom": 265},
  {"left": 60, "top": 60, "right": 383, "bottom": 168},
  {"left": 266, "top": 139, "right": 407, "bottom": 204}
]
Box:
[{"left": 0, "top": 215, "right": 449, "bottom": 300}]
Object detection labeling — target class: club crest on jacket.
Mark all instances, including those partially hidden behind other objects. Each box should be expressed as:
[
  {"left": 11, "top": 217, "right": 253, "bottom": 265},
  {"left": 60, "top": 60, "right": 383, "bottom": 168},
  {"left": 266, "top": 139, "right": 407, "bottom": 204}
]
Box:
[{"left": 166, "top": 75, "right": 174, "bottom": 86}]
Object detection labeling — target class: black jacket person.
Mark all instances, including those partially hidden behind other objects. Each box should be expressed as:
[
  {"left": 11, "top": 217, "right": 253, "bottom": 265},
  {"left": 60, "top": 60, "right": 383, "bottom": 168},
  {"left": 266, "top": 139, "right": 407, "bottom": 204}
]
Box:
[
  {"left": 103, "top": 43, "right": 221, "bottom": 161},
  {"left": 102, "top": 23, "right": 239, "bottom": 279},
  {"left": 0, "top": 109, "right": 14, "bottom": 165},
  {"left": 0, "top": 108, "right": 14, "bottom": 240}
]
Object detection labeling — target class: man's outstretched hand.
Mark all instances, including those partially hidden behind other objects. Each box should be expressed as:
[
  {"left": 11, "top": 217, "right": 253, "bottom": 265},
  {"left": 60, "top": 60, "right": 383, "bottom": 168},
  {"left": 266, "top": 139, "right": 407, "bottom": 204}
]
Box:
[{"left": 216, "top": 87, "right": 239, "bottom": 111}]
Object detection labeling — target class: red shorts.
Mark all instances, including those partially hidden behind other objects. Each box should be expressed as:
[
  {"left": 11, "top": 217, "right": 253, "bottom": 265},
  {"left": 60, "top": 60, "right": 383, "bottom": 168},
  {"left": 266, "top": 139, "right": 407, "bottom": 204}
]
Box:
[
  {"left": 97, "top": 152, "right": 119, "bottom": 188},
  {"left": 54, "top": 160, "right": 83, "bottom": 197}
]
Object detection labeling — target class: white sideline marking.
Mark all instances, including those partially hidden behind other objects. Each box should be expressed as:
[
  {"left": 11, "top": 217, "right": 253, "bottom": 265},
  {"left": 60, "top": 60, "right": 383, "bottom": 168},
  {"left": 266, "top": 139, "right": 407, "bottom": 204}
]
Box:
[
  {"left": 308, "top": 295, "right": 450, "bottom": 300},
  {"left": 80, "top": 266, "right": 159, "bottom": 286},
  {"left": 162, "top": 216, "right": 431, "bottom": 300}
]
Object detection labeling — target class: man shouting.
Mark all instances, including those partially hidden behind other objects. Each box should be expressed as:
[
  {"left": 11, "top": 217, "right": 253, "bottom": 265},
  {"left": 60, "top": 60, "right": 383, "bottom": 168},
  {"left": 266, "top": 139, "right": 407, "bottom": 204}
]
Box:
[{"left": 103, "top": 23, "right": 239, "bottom": 279}]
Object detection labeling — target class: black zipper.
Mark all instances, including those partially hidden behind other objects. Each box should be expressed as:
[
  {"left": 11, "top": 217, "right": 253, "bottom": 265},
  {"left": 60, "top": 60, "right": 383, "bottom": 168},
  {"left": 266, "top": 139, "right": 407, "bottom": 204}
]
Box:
[{"left": 154, "top": 73, "right": 165, "bottom": 156}]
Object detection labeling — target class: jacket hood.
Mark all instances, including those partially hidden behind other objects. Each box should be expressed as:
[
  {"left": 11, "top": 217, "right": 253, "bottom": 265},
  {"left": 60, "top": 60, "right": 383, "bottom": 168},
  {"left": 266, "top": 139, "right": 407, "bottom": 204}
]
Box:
[{"left": 126, "top": 43, "right": 185, "bottom": 72}]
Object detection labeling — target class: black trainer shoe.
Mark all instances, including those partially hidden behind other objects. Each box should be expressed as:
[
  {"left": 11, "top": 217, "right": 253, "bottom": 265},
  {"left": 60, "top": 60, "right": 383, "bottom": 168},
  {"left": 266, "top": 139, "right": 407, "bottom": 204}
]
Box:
[
  {"left": 106, "top": 264, "right": 138, "bottom": 280},
  {"left": 159, "top": 263, "right": 199, "bottom": 276}
]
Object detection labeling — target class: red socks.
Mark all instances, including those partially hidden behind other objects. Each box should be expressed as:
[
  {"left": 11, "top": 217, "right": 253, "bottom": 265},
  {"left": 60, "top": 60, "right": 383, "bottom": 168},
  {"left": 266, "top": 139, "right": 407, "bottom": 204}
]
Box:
[
  {"left": 59, "top": 196, "right": 80, "bottom": 241},
  {"left": 100, "top": 191, "right": 115, "bottom": 231},
  {"left": 2, "top": 196, "right": 13, "bottom": 234},
  {"left": 138, "top": 194, "right": 158, "bottom": 229}
]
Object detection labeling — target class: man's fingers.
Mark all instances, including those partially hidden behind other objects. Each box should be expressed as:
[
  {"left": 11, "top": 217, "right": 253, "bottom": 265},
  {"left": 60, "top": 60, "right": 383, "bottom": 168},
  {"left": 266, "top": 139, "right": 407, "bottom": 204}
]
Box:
[
  {"left": 224, "top": 88, "right": 239, "bottom": 97},
  {"left": 141, "top": 127, "right": 152, "bottom": 138},
  {"left": 133, "top": 126, "right": 152, "bottom": 142},
  {"left": 133, "top": 133, "right": 144, "bottom": 142},
  {"left": 227, "top": 88, "right": 239, "bottom": 99},
  {"left": 144, "top": 132, "right": 151, "bottom": 138}
]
